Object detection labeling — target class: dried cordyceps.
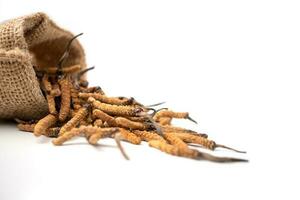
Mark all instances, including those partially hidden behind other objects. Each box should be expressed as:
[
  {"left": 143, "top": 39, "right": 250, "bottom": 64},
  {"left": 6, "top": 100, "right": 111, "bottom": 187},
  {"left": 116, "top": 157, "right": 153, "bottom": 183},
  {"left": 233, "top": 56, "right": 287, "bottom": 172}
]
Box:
[
  {"left": 42, "top": 74, "right": 52, "bottom": 93},
  {"left": 153, "top": 109, "right": 198, "bottom": 124},
  {"left": 58, "top": 105, "right": 90, "bottom": 136},
  {"left": 52, "top": 127, "right": 81, "bottom": 146},
  {"left": 119, "top": 128, "right": 142, "bottom": 145},
  {"left": 148, "top": 140, "right": 182, "bottom": 157},
  {"left": 92, "top": 109, "right": 118, "bottom": 126},
  {"left": 149, "top": 138, "right": 247, "bottom": 162},
  {"left": 161, "top": 125, "right": 207, "bottom": 137},
  {"left": 46, "top": 93, "right": 57, "bottom": 115},
  {"left": 115, "top": 117, "right": 150, "bottom": 130},
  {"left": 88, "top": 97, "right": 145, "bottom": 117},
  {"left": 15, "top": 34, "right": 248, "bottom": 163},
  {"left": 157, "top": 117, "right": 172, "bottom": 125},
  {"left": 71, "top": 86, "right": 82, "bottom": 110},
  {"left": 58, "top": 77, "right": 72, "bottom": 121},
  {"left": 88, "top": 127, "right": 119, "bottom": 145},
  {"left": 163, "top": 132, "right": 190, "bottom": 149},
  {"left": 17, "top": 123, "right": 36, "bottom": 132},
  {"left": 79, "top": 93, "right": 131, "bottom": 105},
  {"left": 133, "top": 130, "right": 165, "bottom": 142},
  {"left": 33, "top": 114, "right": 58, "bottom": 137},
  {"left": 17, "top": 123, "right": 59, "bottom": 138},
  {"left": 174, "top": 132, "right": 246, "bottom": 153}
]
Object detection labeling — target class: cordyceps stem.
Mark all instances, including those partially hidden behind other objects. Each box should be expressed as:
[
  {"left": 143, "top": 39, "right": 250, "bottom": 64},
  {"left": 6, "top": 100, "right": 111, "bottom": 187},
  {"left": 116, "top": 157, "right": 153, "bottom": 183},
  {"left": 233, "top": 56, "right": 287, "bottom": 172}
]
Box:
[
  {"left": 58, "top": 33, "right": 84, "bottom": 69},
  {"left": 145, "top": 114, "right": 164, "bottom": 135},
  {"left": 146, "top": 102, "right": 166, "bottom": 108},
  {"left": 77, "top": 66, "right": 95, "bottom": 80},
  {"left": 74, "top": 66, "right": 95, "bottom": 89},
  {"left": 187, "top": 115, "right": 198, "bottom": 124},
  {"left": 216, "top": 144, "right": 247, "bottom": 154},
  {"left": 149, "top": 107, "right": 168, "bottom": 118},
  {"left": 198, "top": 152, "right": 248, "bottom": 163},
  {"left": 114, "top": 133, "right": 130, "bottom": 160},
  {"left": 148, "top": 116, "right": 164, "bottom": 135},
  {"left": 138, "top": 111, "right": 164, "bottom": 136}
]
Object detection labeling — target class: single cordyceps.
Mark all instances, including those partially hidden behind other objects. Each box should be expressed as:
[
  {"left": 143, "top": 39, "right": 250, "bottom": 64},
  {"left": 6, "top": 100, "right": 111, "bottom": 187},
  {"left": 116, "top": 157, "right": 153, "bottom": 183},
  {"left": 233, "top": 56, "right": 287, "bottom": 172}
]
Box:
[{"left": 16, "top": 34, "right": 248, "bottom": 163}]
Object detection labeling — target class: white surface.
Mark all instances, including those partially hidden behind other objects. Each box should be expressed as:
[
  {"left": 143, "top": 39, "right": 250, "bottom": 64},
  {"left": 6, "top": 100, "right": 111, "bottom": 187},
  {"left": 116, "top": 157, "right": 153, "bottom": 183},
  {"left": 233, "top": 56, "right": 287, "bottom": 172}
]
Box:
[{"left": 0, "top": 1, "right": 299, "bottom": 200}]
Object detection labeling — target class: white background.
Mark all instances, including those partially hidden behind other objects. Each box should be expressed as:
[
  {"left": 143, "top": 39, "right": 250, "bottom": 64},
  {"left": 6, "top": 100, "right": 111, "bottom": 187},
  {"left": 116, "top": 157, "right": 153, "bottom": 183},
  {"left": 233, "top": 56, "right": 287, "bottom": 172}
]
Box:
[{"left": 0, "top": 1, "right": 299, "bottom": 200}]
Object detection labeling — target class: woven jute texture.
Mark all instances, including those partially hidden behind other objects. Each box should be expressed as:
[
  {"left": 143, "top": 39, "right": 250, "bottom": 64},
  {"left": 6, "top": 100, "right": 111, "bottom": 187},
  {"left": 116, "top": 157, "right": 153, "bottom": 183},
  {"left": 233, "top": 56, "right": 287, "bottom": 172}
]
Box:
[{"left": 0, "top": 12, "right": 86, "bottom": 120}]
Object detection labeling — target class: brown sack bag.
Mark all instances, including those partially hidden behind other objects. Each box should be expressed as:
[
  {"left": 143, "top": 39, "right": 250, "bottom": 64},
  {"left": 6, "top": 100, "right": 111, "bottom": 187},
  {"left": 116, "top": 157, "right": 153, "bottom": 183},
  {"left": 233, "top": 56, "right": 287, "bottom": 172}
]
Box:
[{"left": 0, "top": 12, "right": 86, "bottom": 120}]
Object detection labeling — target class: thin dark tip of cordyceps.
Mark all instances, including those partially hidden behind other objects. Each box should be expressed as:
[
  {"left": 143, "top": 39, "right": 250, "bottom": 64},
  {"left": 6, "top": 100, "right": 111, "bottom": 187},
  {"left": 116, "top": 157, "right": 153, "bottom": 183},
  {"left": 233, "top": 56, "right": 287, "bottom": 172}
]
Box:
[
  {"left": 146, "top": 108, "right": 156, "bottom": 115},
  {"left": 187, "top": 115, "right": 198, "bottom": 124},
  {"left": 146, "top": 102, "right": 166, "bottom": 108},
  {"left": 199, "top": 152, "right": 248, "bottom": 163},
  {"left": 213, "top": 157, "right": 249, "bottom": 163},
  {"left": 150, "top": 107, "right": 168, "bottom": 117},
  {"left": 57, "top": 33, "right": 84, "bottom": 68},
  {"left": 155, "top": 107, "right": 168, "bottom": 112},
  {"left": 73, "top": 66, "right": 95, "bottom": 89},
  {"left": 216, "top": 144, "right": 247, "bottom": 154},
  {"left": 230, "top": 158, "right": 249, "bottom": 162},
  {"left": 77, "top": 66, "right": 95, "bottom": 79},
  {"left": 114, "top": 132, "right": 130, "bottom": 160}
]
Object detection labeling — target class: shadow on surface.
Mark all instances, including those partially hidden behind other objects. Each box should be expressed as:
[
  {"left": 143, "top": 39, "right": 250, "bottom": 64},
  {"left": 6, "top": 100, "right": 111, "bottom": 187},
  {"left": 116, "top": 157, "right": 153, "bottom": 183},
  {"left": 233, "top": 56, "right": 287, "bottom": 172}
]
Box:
[{"left": 0, "top": 119, "right": 16, "bottom": 125}]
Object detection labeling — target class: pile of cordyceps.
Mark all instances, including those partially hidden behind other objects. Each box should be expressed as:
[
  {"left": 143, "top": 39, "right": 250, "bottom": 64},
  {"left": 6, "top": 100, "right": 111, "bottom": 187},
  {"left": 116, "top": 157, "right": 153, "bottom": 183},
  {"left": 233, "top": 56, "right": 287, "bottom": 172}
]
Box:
[{"left": 16, "top": 34, "right": 248, "bottom": 162}]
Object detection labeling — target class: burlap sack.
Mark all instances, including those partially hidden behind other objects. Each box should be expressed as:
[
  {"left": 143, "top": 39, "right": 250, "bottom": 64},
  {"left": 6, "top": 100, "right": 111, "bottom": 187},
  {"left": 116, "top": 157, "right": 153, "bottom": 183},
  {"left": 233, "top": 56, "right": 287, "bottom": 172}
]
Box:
[{"left": 0, "top": 12, "right": 86, "bottom": 120}]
